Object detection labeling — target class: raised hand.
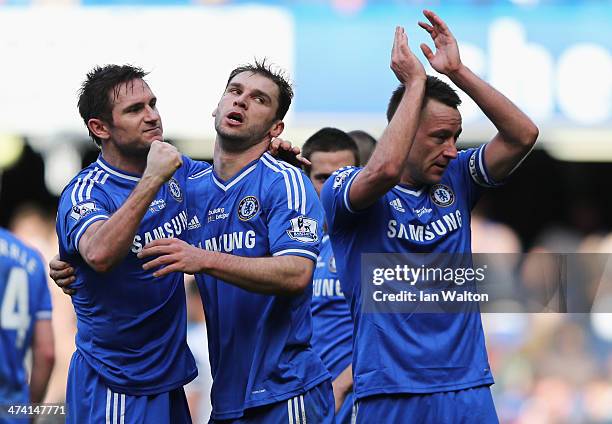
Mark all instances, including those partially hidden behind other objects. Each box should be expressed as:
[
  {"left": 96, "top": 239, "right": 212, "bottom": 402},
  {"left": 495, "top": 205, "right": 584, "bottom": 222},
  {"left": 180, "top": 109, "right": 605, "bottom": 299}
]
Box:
[
  {"left": 269, "top": 137, "right": 311, "bottom": 167},
  {"left": 418, "top": 10, "right": 462, "bottom": 75},
  {"left": 143, "top": 140, "right": 183, "bottom": 182},
  {"left": 390, "top": 26, "right": 426, "bottom": 85}
]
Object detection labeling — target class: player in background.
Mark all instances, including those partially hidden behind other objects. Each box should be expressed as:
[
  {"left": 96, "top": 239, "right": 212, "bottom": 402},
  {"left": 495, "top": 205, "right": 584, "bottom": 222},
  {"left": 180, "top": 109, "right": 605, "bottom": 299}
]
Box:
[
  {"left": 137, "top": 61, "right": 335, "bottom": 423},
  {"left": 347, "top": 130, "right": 377, "bottom": 166},
  {"left": 301, "top": 127, "right": 359, "bottom": 423},
  {"left": 321, "top": 12, "right": 538, "bottom": 423},
  {"left": 0, "top": 228, "right": 54, "bottom": 421},
  {"left": 55, "top": 65, "right": 206, "bottom": 423}
]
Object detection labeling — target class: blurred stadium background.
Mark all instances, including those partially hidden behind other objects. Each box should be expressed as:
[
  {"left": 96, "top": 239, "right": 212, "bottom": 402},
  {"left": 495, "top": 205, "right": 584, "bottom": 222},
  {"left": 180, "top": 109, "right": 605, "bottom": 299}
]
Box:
[{"left": 1, "top": 0, "right": 611, "bottom": 422}]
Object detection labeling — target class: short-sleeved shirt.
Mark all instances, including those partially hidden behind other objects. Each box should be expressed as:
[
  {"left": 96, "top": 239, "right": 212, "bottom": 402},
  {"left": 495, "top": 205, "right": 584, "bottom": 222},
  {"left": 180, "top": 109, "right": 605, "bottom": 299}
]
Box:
[
  {"left": 187, "top": 152, "right": 330, "bottom": 420},
  {"left": 321, "top": 145, "right": 497, "bottom": 399},
  {"left": 0, "top": 228, "right": 52, "bottom": 405},
  {"left": 56, "top": 155, "right": 209, "bottom": 395}
]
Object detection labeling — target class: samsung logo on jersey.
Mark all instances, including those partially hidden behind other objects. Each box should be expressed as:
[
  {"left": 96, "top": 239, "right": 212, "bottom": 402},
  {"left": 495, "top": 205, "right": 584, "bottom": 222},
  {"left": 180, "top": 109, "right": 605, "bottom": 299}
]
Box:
[
  {"left": 387, "top": 210, "right": 463, "bottom": 242},
  {"left": 200, "top": 230, "right": 256, "bottom": 253},
  {"left": 313, "top": 278, "right": 344, "bottom": 297},
  {"left": 131, "top": 211, "right": 189, "bottom": 253}
]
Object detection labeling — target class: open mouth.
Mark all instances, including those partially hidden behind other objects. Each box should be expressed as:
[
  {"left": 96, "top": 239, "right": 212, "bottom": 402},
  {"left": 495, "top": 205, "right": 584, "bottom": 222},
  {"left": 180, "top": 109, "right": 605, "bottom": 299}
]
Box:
[{"left": 227, "top": 112, "right": 244, "bottom": 124}]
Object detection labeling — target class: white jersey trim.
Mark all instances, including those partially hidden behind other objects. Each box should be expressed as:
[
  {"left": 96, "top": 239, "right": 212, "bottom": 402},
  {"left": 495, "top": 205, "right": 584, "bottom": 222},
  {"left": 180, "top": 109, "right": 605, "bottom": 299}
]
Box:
[
  {"left": 74, "top": 214, "right": 110, "bottom": 251},
  {"left": 343, "top": 170, "right": 361, "bottom": 214},
  {"left": 273, "top": 249, "right": 318, "bottom": 261},
  {"left": 188, "top": 168, "right": 212, "bottom": 180},
  {"left": 96, "top": 159, "right": 140, "bottom": 182},
  {"left": 211, "top": 164, "right": 257, "bottom": 191},
  {"left": 394, "top": 185, "right": 424, "bottom": 196},
  {"left": 261, "top": 153, "right": 305, "bottom": 213},
  {"left": 35, "top": 310, "right": 52, "bottom": 320}
]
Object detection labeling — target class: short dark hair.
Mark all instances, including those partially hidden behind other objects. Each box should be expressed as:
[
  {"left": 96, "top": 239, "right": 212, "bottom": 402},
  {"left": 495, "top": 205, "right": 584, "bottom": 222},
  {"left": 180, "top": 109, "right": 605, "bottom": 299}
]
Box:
[
  {"left": 78, "top": 64, "right": 148, "bottom": 147},
  {"left": 302, "top": 127, "right": 360, "bottom": 173},
  {"left": 386, "top": 75, "right": 461, "bottom": 122},
  {"left": 226, "top": 59, "right": 294, "bottom": 121}
]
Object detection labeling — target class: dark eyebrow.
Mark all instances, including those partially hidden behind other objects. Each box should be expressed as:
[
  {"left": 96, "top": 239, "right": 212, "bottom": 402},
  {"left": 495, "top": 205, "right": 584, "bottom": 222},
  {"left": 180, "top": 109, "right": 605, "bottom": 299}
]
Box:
[
  {"left": 122, "top": 102, "right": 144, "bottom": 113},
  {"left": 227, "top": 82, "right": 243, "bottom": 90},
  {"left": 430, "top": 129, "right": 454, "bottom": 138},
  {"left": 251, "top": 89, "right": 272, "bottom": 103}
]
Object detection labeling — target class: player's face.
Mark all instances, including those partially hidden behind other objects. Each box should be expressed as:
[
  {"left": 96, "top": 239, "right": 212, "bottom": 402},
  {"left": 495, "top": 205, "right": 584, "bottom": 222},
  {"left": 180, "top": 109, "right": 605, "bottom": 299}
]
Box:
[
  {"left": 105, "top": 79, "right": 162, "bottom": 156},
  {"left": 308, "top": 150, "right": 357, "bottom": 196},
  {"left": 213, "top": 72, "right": 283, "bottom": 148},
  {"left": 406, "top": 99, "right": 461, "bottom": 186}
]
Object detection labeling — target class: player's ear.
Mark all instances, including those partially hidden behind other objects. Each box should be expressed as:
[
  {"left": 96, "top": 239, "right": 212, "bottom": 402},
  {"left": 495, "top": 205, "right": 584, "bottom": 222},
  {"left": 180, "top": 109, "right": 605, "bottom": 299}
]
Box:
[
  {"left": 269, "top": 120, "right": 284, "bottom": 138},
  {"left": 87, "top": 118, "right": 111, "bottom": 142}
]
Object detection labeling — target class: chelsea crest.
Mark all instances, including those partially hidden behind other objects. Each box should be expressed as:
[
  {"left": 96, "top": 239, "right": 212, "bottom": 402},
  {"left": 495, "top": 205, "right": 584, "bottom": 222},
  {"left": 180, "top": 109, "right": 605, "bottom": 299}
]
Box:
[
  {"left": 430, "top": 184, "right": 455, "bottom": 207},
  {"left": 238, "top": 196, "right": 260, "bottom": 221},
  {"left": 168, "top": 178, "right": 183, "bottom": 202}
]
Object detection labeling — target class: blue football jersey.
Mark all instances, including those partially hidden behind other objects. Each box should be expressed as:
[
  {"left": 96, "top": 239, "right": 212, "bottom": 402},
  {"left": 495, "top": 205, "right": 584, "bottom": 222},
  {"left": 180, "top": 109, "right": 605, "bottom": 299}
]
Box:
[
  {"left": 0, "top": 228, "right": 52, "bottom": 405},
  {"left": 56, "top": 154, "right": 209, "bottom": 396},
  {"left": 321, "top": 145, "right": 496, "bottom": 400},
  {"left": 311, "top": 234, "right": 352, "bottom": 380},
  {"left": 187, "top": 152, "right": 330, "bottom": 420}
]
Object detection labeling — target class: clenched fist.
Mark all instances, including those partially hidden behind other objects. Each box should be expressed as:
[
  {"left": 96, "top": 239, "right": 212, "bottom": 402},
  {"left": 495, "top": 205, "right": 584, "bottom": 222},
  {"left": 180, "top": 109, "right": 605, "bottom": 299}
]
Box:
[{"left": 143, "top": 140, "right": 183, "bottom": 182}]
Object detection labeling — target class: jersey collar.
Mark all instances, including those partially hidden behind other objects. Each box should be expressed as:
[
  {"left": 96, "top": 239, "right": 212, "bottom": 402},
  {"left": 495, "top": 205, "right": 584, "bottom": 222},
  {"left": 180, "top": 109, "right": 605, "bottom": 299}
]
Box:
[
  {"left": 394, "top": 184, "right": 425, "bottom": 197},
  {"left": 96, "top": 155, "right": 141, "bottom": 182},
  {"left": 211, "top": 158, "right": 259, "bottom": 192}
]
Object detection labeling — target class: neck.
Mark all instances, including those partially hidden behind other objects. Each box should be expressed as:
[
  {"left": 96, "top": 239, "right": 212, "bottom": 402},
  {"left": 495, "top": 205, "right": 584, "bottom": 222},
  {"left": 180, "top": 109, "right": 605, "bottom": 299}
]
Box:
[
  {"left": 399, "top": 167, "right": 420, "bottom": 188},
  {"left": 213, "top": 136, "right": 269, "bottom": 181},
  {"left": 101, "top": 144, "right": 147, "bottom": 176}
]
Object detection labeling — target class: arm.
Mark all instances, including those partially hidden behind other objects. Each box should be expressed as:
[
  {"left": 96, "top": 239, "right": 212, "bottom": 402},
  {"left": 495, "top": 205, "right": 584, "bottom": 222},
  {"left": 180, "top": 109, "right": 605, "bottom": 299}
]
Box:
[
  {"left": 78, "top": 141, "right": 182, "bottom": 272},
  {"left": 29, "top": 320, "right": 55, "bottom": 403},
  {"left": 348, "top": 26, "right": 426, "bottom": 210},
  {"left": 332, "top": 364, "right": 353, "bottom": 413},
  {"left": 419, "top": 9, "right": 538, "bottom": 181},
  {"left": 139, "top": 238, "right": 314, "bottom": 295}
]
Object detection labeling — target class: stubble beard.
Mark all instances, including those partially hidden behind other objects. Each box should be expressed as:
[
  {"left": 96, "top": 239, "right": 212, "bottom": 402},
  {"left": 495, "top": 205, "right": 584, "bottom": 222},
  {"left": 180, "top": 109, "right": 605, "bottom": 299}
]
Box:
[{"left": 215, "top": 117, "right": 267, "bottom": 153}]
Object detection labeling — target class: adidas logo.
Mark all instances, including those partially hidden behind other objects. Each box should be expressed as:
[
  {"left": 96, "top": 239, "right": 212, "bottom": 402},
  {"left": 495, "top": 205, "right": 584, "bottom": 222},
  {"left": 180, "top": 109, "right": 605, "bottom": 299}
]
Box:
[
  {"left": 188, "top": 215, "right": 201, "bottom": 230},
  {"left": 389, "top": 198, "right": 405, "bottom": 213}
]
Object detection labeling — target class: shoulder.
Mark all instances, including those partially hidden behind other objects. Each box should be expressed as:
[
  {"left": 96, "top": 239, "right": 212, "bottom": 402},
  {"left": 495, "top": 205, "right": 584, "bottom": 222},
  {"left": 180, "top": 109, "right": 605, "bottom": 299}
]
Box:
[
  {"left": 326, "top": 166, "right": 362, "bottom": 192},
  {"left": 59, "top": 162, "right": 113, "bottom": 202},
  {"left": 0, "top": 229, "right": 45, "bottom": 276},
  {"left": 259, "top": 153, "right": 305, "bottom": 182},
  {"left": 183, "top": 155, "right": 212, "bottom": 176},
  {"left": 259, "top": 153, "right": 312, "bottom": 199}
]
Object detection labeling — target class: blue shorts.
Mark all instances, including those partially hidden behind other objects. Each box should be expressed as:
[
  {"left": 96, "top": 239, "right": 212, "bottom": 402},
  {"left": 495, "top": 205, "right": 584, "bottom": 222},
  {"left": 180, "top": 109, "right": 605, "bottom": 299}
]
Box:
[
  {"left": 353, "top": 386, "right": 498, "bottom": 424},
  {"left": 336, "top": 391, "right": 353, "bottom": 424},
  {"left": 66, "top": 351, "right": 191, "bottom": 424},
  {"left": 210, "top": 380, "right": 334, "bottom": 424}
]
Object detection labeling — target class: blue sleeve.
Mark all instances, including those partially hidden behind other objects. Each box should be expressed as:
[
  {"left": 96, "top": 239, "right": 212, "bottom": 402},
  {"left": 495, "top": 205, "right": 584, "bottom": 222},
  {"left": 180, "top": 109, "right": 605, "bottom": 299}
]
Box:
[
  {"left": 56, "top": 178, "right": 113, "bottom": 258},
  {"left": 31, "top": 253, "right": 52, "bottom": 321},
  {"left": 320, "top": 166, "right": 364, "bottom": 232},
  {"left": 455, "top": 144, "right": 503, "bottom": 208},
  {"left": 265, "top": 164, "right": 324, "bottom": 262}
]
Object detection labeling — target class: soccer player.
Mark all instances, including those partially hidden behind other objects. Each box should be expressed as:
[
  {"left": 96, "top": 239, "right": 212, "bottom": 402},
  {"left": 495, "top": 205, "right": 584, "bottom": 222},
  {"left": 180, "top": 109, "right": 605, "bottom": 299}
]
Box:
[
  {"left": 0, "top": 228, "right": 54, "bottom": 420},
  {"left": 55, "top": 65, "right": 206, "bottom": 423},
  {"left": 321, "top": 12, "right": 538, "bottom": 423},
  {"left": 301, "top": 127, "right": 359, "bottom": 423},
  {"left": 137, "top": 61, "right": 335, "bottom": 423}
]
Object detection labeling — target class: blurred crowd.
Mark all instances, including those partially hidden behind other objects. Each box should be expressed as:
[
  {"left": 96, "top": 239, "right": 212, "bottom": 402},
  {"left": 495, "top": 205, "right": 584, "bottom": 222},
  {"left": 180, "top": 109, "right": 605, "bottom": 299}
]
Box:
[{"left": 4, "top": 189, "right": 612, "bottom": 423}]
